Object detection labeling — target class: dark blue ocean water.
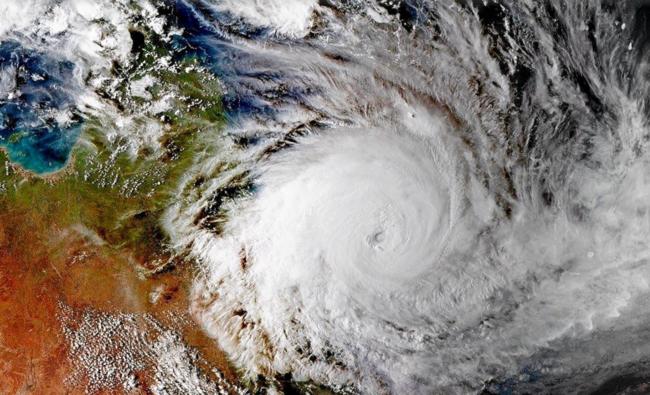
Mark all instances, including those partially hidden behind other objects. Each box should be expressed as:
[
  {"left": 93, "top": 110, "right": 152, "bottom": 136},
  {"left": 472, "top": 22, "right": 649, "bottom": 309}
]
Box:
[
  {"left": 172, "top": 0, "right": 312, "bottom": 130},
  {"left": 0, "top": 0, "right": 316, "bottom": 175},
  {"left": 0, "top": 1, "right": 308, "bottom": 174},
  {"left": 0, "top": 41, "right": 81, "bottom": 174}
]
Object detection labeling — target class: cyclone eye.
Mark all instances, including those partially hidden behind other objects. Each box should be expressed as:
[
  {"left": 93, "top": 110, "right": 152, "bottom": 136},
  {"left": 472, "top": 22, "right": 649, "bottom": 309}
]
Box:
[{"left": 366, "top": 228, "right": 385, "bottom": 250}]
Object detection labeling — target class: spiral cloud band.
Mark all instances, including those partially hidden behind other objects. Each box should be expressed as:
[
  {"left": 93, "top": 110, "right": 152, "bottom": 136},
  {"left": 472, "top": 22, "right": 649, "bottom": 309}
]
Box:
[{"left": 190, "top": 122, "right": 513, "bottom": 393}]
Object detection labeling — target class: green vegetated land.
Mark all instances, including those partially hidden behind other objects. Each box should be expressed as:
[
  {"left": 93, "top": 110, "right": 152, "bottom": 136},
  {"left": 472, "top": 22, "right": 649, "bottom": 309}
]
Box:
[{"left": 0, "top": 46, "right": 227, "bottom": 273}]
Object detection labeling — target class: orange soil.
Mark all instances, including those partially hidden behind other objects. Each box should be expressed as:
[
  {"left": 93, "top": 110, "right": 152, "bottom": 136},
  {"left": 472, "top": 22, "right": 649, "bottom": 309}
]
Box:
[{"left": 0, "top": 210, "right": 237, "bottom": 394}]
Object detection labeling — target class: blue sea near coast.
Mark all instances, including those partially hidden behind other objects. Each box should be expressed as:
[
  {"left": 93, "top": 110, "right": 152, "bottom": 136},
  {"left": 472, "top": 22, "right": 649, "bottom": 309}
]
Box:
[{"left": 0, "top": 41, "right": 81, "bottom": 174}]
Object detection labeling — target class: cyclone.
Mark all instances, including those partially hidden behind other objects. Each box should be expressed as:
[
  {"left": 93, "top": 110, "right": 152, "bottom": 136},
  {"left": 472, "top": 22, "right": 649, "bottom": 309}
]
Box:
[
  {"left": 253, "top": 128, "right": 467, "bottom": 300},
  {"left": 192, "top": 124, "right": 492, "bottom": 393},
  {"left": 160, "top": 0, "right": 650, "bottom": 394},
  {"left": 189, "top": 113, "right": 514, "bottom": 393}
]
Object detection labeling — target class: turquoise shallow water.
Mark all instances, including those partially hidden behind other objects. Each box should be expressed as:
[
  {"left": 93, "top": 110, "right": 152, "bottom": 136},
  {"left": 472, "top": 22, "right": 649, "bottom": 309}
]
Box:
[{"left": 0, "top": 124, "right": 81, "bottom": 174}]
